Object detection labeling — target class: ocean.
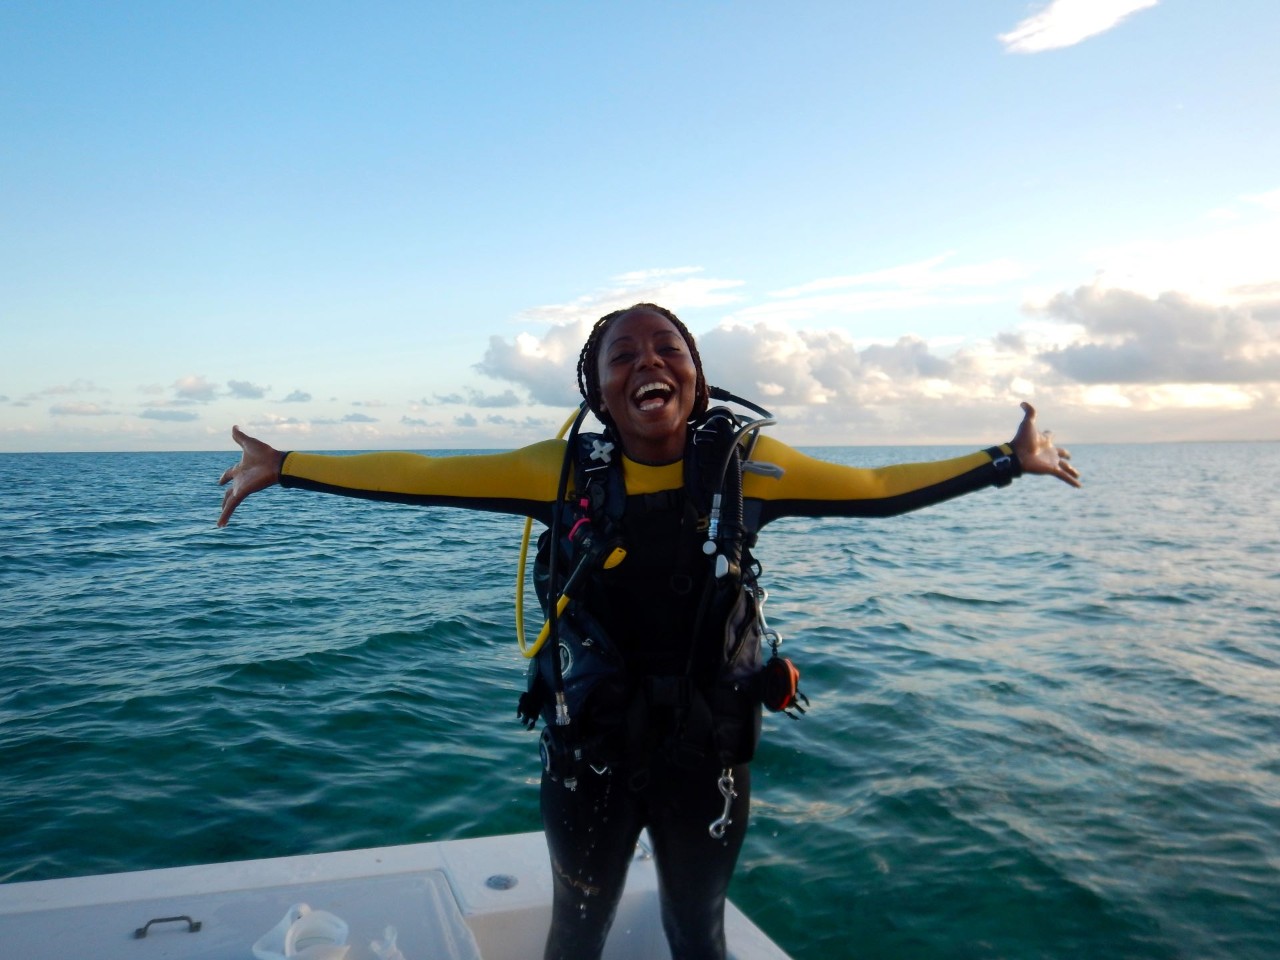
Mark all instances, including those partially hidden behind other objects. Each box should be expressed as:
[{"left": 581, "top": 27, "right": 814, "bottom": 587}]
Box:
[{"left": 1, "top": 442, "right": 1277, "bottom": 959}]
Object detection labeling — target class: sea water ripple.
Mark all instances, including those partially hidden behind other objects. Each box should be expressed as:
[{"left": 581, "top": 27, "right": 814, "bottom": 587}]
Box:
[{"left": 1, "top": 443, "right": 1278, "bottom": 960}]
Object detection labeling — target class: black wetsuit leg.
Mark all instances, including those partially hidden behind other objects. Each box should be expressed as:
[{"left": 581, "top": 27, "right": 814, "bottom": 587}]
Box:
[
  {"left": 648, "top": 762, "right": 751, "bottom": 960},
  {"left": 541, "top": 768, "right": 644, "bottom": 960},
  {"left": 540, "top": 760, "right": 751, "bottom": 960}
]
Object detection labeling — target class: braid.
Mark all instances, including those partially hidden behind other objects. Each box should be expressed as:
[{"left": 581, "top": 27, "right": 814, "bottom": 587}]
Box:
[{"left": 576, "top": 303, "right": 710, "bottom": 430}]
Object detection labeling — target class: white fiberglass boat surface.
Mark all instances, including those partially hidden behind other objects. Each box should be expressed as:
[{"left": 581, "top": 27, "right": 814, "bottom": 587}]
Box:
[{"left": 0, "top": 831, "right": 792, "bottom": 960}]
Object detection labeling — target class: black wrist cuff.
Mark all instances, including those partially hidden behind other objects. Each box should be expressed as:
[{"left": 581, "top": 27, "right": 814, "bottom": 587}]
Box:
[{"left": 984, "top": 446, "right": 1022, "bottom": 487}]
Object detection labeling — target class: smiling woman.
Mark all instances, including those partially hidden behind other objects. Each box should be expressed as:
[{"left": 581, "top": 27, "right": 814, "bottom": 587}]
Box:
[
  {"left": 216, "top": 302, "right": 1079, "bottom": 960},
  {"left": 584, "top": 305, "right": 707, "bottom": 463}
]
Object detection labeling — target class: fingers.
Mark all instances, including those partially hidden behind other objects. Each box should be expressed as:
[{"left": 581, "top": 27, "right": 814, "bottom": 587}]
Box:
[
  {"left": 1016, "top": 402, "right": 1036, "bottom": 435},
  {"left": 1055, "top": 448, "right": 1082, "bottom": 487},
  {"left": 220, "top": 426, "right": 248, "bottom": 485},
  {"left": 1014, "top": 404, "right": 1082, "bottom": 487},
  {"left": 216, "top": 477, "right": 241, "bottom": 527},
  {"left": 217, "top": 492, "right": 235, "bottom": 527},
  {"left": 218, "top": 425, "right": 246, "bottom": 521}
]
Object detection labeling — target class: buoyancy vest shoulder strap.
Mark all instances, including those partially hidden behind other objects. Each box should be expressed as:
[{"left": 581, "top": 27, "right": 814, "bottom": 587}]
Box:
[{"left": 571, "top": 431, "right": 625, "bottom": 527}]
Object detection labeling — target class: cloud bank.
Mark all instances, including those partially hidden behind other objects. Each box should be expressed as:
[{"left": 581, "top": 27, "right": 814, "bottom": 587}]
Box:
[
  {"left": 1037, "top": 287, "right": 1280, "bottom": 385},
  {"left": 472, "top": 248, "right": 1280, "bottom": 444},
  {"left": 6, "top": 193, "right": 1279, "bottom": 450}
]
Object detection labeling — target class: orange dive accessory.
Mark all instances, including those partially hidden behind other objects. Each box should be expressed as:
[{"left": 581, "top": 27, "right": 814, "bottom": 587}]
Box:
[{"left": 762, "top": 654, "right": 808, "bottom": 718}]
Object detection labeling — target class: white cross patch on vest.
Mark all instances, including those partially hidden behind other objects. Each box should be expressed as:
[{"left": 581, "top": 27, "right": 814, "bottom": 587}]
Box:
[{"left": 589, "top": 439, "right": 614, "bottom": 465}]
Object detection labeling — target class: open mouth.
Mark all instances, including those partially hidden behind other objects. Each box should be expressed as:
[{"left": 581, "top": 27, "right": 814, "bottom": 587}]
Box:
[{"left": 632, "top": 381, "right": 674, "bottom": 412}]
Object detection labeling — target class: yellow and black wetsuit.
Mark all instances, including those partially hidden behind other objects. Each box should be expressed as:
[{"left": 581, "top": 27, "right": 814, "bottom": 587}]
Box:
[
  {"left": 280, "top": 434, "right": 1019, "bottom": 960},
  {"left": 281, "top": 435, "right": 1019, "bottom": 525}
]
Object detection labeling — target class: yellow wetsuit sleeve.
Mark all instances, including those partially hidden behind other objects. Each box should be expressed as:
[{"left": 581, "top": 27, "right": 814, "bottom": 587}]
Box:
[
  {"left": 744, "top": 435, "right": 1018, "bottom": 524},
  {"left": 280, "top": 439, "right": 565, "bottom": 523}
]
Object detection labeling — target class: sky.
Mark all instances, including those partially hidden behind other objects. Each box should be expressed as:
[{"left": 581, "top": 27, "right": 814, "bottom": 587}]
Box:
[{"left": 3, "top": 0, "right": 1279, "bottom": 452}]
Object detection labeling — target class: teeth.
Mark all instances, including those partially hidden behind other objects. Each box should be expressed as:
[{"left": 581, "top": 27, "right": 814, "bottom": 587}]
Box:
[{"left": 634, "top": 382, "right": 672, "bottom": 411}]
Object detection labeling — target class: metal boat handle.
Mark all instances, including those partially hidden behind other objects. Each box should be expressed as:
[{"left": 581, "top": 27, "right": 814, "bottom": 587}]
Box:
[{"left": 134, "top": 915, "right": 203, "bottom": 938}]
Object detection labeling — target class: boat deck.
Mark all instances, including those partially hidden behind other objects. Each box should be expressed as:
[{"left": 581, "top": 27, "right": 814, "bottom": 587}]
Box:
[{"left": 0, "top": 832, "right": 792, "bottom": 959}]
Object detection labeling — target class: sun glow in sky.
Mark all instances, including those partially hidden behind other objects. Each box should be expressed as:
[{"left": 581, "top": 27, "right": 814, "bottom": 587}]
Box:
[{"left": 3, "top": 0, "right": 1278, "bottom": 452}]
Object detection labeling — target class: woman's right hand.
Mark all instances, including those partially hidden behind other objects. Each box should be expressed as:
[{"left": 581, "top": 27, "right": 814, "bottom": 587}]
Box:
[
  {"left": 1010, "top": 402, "right": 1081, "bottom": 488},
  {"left": 217, "top": 426, "right": 285, "bottom": 527}
]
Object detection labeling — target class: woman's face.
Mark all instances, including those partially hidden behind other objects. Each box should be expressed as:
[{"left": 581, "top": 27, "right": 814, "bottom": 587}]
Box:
[{"left": 596, "top": 308, "right": 698, "bottom": 463}]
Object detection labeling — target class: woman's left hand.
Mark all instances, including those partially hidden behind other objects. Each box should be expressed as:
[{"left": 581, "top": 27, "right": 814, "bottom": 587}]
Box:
[
  {"left": 1011, "top": 402, "right": 1081, "bottom": 488},
  {"left": 217, "top": 426, "right": 285, "bottom": 526}
]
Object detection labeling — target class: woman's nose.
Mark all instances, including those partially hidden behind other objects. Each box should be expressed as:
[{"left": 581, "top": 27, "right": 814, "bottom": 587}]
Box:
[{"left": 637, "top": 344, "right": 663, "bottom": 367}]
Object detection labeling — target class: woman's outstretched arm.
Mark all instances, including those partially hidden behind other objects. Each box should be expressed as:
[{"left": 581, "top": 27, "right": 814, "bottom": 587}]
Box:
[
  {"left": 216, "top": 426, "right": 565, "bottom": 527},
  {"left": 744, "top": 401, "right": 1082, "bottom": 525}
]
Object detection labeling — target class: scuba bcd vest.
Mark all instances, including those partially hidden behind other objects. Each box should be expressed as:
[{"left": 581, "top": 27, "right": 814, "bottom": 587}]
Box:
[{"left": 516, "top": 390, "right": 807, "bottom": 786}]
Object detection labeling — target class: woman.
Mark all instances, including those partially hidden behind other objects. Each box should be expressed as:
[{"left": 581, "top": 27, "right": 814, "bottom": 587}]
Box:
[{"left": 218, "top": 303, "right": 1079, "bottom": 960}]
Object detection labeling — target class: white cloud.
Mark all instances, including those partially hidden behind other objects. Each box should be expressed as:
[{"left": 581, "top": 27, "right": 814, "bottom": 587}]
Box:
[
  {"left": 173, "top": 375, "right": 220, "bottom": 403},
  {"left": 699, "top": 323, "right": 1017, "bottom": 416},
  {"left": 1242, "top": 188, "right": 1280, "bottom": 214},
  {"left": 470, "top": 242, "right": 1280, "bottom": 445},
  {"left": 515, "top": 267, "right": 746, "bottom": 327},
  {"left": 999, "top": 0, "right": 1159, "bottom": 54},
  {"left": 469, "top": 187, "right": 1280, "bottom": 443},
  {"left": 475, "top": 329, "right": 586, "bottom": 407},
  {"left": 478, "top": 252, "right": 1280, "bottom": 407},
  {"left": 478, "top": 302, "right": 1032, "bottom": 433},
  {"left": 721, "top": 289, "right": 1006, "bottom": 331},
  {"left": 41, "top": 379, "right": 107, "bottom": 397},
  {"left": 1147, "top": 383, "right": 1257, "bottom": 410},
  {"left": 140, "top": 408, "right": 200, "bottom": 422},
  {"left": 1084, "top": 192, "right": 1280, "bottom": 305},
  {"left": 469, "top": 389, "right": 522, "bottom": 408},
  {"left": 1034, "top": 285, "right": 1280, "bottom": 385},
  {"left": 50, "top": 402, "right": 115, "bottom": 417},
  {"left": 248, "top": 414, "right": 309, "bottom": 430},
  {"left": 477, "top": 257, "right": 1030, "bottom": 410},
  {"left": 698, "top": 254, "right": 1026, "bottom": 333},
  {"left": 227, "top": 380, "right": 269, "bottom": 399},
  {"left": 427, "top": 388, "right": 524, "bottom": 408}
]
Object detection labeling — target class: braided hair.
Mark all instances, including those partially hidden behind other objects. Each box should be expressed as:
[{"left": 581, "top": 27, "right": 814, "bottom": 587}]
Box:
[{"left": 576, "top": 303, "right": 711, "bottom": 432}]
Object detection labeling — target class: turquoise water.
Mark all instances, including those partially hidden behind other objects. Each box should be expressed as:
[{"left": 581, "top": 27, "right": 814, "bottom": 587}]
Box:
[{"left": 2, "top": 443, "right": 1278, "bottom": 959}]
